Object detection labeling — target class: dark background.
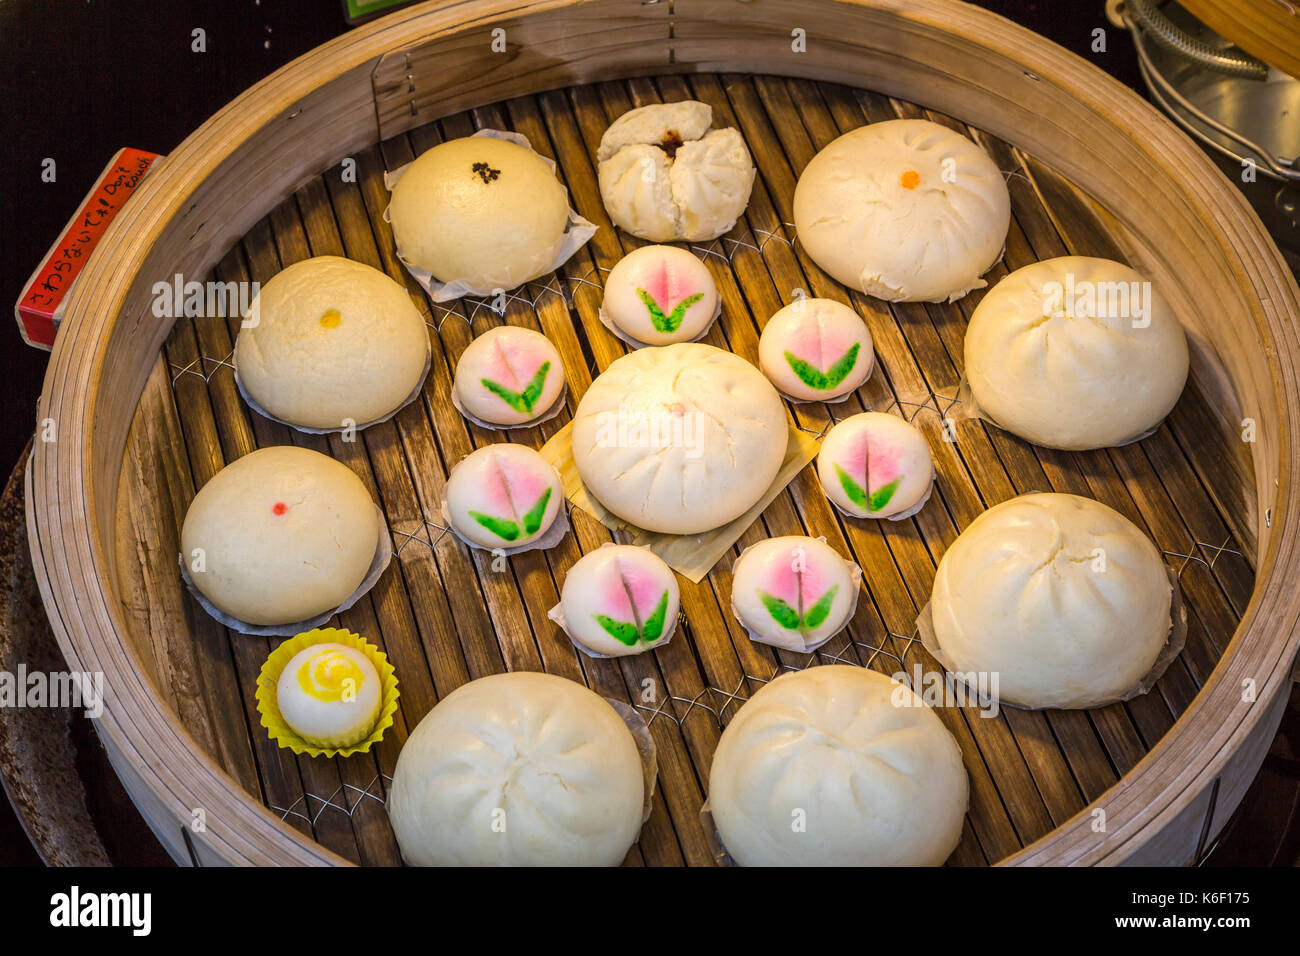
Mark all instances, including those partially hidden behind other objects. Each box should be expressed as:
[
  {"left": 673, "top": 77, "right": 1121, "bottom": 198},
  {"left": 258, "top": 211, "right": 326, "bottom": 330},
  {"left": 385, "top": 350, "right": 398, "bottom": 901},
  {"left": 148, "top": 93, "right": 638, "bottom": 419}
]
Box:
[{"left": 0, "top": 1, "right": 1292, "bottom": 867}]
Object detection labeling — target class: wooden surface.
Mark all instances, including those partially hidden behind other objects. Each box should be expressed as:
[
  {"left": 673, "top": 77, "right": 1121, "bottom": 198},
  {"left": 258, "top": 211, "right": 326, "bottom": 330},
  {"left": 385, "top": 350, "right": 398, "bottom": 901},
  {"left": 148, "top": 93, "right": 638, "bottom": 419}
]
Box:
[
  {"left": 1179, "top": 0, "right": 1300, "bottom": 80},
  {"left": 27, "top": 0, "right": 1300, "bottom": 866},
  {"left": 114, "top": 74, "right": 1255, "bottom": 867}
]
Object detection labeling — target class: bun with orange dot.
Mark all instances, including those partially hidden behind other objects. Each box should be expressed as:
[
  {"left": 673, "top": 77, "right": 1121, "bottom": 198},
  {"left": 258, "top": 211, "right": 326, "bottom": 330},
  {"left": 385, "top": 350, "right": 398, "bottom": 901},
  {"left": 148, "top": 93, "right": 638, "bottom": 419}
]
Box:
[{"left": 794, "top": 119, "right": 1010, "bottom": 302}]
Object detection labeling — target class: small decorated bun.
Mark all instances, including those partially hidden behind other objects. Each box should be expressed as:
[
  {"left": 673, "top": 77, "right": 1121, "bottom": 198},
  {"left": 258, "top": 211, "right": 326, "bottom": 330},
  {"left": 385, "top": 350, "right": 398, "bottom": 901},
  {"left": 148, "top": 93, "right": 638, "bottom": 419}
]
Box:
[
  {"left": 597, "top": 101, "right": 756, "bottom": 242},
  {"left": 275, "top": 643, "right": 383, "bottom": 749},
  {"left": 601, "top": 245, "right": 718, "bottom": 345},
  {"left": 234, "top": 256, "right": 428, "bottom": 429},
  {"left": 794, "top": 119, "right": 1010, "bottom": 302},
  {"left": 444, "top": 444, "right": 563, "bottom": 549},
  {"left": 758, "top": 298, "right": 874, "bottom": 401},
  {"left": 388, "top": 672, "right": 644, "bottom": 866},
  {"left": 389, "top": 136, "right": 571, "bottom": 292},
  {"left": 709, "top": 666, "right": 968, "bottom": 866},
  {"left": 557, "top": 546, "right": 679, "bottom": 656},
  {"left": 453, "top": 326, "right": 565, "bottom": 426},
  {"left": 817, "top": 412, "right": 934, "bottom": 519},
  {"left": 180, "top": 446, "right": 379, "bottom": 626},
  {"left": 731, "top": 536, "right": 858, "bottom": 652},
  {"left": 931, "top": 493, "right": 1173, "bottom": 709},
  {"left": 964, "top": 257, "right": 1189, "bottom": 449},
  {"left": 571, "top": 343, "right": 787, "bottom": 535}
]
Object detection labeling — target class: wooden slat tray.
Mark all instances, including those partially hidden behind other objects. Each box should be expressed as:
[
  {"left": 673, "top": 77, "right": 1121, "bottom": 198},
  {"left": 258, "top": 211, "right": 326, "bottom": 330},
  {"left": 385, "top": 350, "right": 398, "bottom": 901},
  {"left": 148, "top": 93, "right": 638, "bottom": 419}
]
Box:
[{"left": 113, "top": 73, "right": 1256, "bottom": 866}]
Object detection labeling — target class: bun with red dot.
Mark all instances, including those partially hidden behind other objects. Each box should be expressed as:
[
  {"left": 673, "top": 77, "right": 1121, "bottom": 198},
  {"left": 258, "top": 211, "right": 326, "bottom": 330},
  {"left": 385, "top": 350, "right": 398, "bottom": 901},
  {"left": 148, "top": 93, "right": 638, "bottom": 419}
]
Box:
[{"left": 180, "top": 446, "right": 380, "bottom": 626}]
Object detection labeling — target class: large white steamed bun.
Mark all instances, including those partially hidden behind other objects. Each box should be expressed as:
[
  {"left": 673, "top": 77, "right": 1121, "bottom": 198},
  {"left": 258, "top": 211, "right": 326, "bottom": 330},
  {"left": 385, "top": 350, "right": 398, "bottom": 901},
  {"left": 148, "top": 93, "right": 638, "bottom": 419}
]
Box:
[
  {"left": 930, "top": 493, "right": 1174, "bottom": 709},
  {"left": 387, "top": 672, "right": 645, "bottom": 866},
  {"left": 571, "top": 343, "right": 788, "bottom": 535},
  {"left": 794, "top": 119, "right": 1010, "bottom": 302},
  {"left": 709, "top": 666, "right": 968, "bottom": 866},
  {"left": 964, "top": 256, "right": 1189, "bottom": 450}
]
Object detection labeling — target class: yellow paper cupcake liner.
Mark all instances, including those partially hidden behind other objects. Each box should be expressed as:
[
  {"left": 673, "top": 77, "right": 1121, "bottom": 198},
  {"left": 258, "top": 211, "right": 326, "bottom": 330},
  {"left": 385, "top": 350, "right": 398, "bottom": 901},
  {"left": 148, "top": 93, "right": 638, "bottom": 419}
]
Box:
[{"left": 256, "top": 628, "right": 400, "bottom": 758}]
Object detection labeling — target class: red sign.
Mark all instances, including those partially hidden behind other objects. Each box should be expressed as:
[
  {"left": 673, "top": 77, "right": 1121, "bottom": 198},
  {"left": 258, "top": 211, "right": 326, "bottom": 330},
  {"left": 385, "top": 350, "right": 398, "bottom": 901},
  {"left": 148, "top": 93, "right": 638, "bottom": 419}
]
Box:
[{"left": 15, "top": 147, "right": 161, "bottom": 350}]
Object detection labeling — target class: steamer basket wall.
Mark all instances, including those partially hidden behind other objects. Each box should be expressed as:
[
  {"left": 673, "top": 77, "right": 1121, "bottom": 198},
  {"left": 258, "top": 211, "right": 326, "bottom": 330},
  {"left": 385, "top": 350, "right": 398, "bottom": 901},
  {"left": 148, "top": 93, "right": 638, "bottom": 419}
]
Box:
[{"left": 27, "top": 0, "right": 1300, "bottom": 866}]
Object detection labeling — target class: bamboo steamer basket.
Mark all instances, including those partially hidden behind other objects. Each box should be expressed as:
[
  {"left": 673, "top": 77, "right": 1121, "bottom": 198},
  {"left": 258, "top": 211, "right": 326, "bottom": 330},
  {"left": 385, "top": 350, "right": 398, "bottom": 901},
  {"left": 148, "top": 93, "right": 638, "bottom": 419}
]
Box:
[{"left": 26, "top": 0, "right": 1300, "bottom": 866}]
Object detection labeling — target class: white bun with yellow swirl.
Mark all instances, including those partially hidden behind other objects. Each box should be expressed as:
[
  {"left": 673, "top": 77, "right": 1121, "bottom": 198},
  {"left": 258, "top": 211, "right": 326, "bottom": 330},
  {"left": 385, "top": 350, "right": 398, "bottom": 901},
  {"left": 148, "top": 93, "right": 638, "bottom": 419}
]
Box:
[{"left": 275, "top": 643, "right": 383, "bottom": 749}]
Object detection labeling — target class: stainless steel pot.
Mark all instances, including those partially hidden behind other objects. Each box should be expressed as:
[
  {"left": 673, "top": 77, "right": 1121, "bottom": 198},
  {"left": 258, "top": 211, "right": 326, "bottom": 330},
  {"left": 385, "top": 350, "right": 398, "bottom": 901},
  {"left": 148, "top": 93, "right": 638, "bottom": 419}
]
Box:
[{"left": 1113, "top": 0, "right": 1299, "bottom": 268}]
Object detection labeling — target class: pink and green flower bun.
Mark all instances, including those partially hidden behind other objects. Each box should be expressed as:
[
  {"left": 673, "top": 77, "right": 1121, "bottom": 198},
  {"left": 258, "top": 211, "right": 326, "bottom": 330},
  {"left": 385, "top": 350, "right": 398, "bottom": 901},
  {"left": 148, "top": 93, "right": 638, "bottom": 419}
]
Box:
[
  {"left": 444, "top": 443, "right": 563, "bottom": 549},
  {"left": 553, "top": 544, "right": 680, "bottom": 657},
  {"left": 600, "top": 245, "right": 719, "bottom": 346},
  {"left": 758, "top": 298, "right": 874, "bottom": 401},
  {"left": 817, "top": 412, "right": 934, "bottom": 520},
  {"left": 730, "top": 536, "right": 859, "bottom": 653},
  {"left": 453, "top": 326, "right": 565, "bottom": 426}
]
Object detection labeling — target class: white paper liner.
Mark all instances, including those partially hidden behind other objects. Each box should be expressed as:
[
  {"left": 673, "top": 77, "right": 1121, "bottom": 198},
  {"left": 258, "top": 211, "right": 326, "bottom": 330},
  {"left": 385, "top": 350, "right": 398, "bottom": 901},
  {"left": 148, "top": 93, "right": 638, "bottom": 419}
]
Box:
[
  {"left": 233, "top": 339, "right": 432, "bottom": 436},
  {"left": 950, "top": 372, "right": 1161, "bottom": 448},
  {"left": 179, "top": 504, "right": 394, "bottom": 637},
  {"left": 384, "top": 129, "right": 597, "bottom": 302},
  {"left": 729, "top": 536, "right": 864, "bottom": 654},
  {"left": 915, "top": 565, "right": 1188, "bottom": 711},
  {"left": 546, "top": 544, "right": 679, "bottom": 659},
  {"left": 439, "top": 495, "right": 571, "bottom": 555},
  {"left": 595, "top": 294, "right": 722, "bottom": 350},
  {"left": 605, "top": 698, "right": 659, "bottom": 826},
  {"left": 822, "top": 469, "right": 936, "bottom": 523},
  {"left": 450, "top": 381, "right": 568, "bottom": 432}
]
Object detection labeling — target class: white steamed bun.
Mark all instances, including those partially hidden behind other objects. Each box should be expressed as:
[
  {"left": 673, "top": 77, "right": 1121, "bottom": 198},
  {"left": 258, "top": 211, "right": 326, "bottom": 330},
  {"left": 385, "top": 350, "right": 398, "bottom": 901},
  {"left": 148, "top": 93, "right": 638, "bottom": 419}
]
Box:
[
  {"left": 571, "top": 343, "right": 787, "bottom": 535},
  {"left": 930, "top": 493, "right": 1173, "bottom": 709},
  {"left": 387, "top": 672, "right": 644, "bottom": 866},
  {"left": 235, "top": 256, "right": 429, "bottom": 429},
  {"left": 389, "top": 135, "right": 572, "bottom": 292},
  {"left": 709, "top": 666, "right": 968, "bottom": 866},
  {"left": 180, "top": 446, "right": 379, "bottom": 626},
  {"left": 964, "top": 256, "right": 1189, "bottom": 449},
  {"left": 794, "top": 119, "right": 1010, "bottom": 302}
]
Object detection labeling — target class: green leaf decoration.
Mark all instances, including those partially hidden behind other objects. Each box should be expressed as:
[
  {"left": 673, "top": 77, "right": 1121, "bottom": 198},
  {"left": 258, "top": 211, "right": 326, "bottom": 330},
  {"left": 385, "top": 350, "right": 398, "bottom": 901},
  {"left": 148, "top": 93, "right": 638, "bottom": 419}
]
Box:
[
  {"left": 468, "top": 510, "right": 520, "bottom": 541},
  {"left": 801, "top": 584, "right": 839, "bottom": 630},
  {"left": 759, "top": 591, "right": 801, "bottom": 630},
  {"left": 520, "top": 486, "right": 553, "bottom": 536},
  {"left": 835, "top": 463, "right": 869, "bottom": 510},
  {"left": 480, "top": 360, "right": 551, "bottom": 415},
  {"left": 869, "top": 477, "right": 901, "bottom": 513},
  {"left": 593, "top": 614, "right": 641, "bottom": 647},
  {"left": 636, "top": 288, "right": 705, "bottom": 334},
  {"left": 783, "top": 342, "right": 861, "bottom": 391},
  {"left": 641, "top": 590, "right": 670, "bottom": 644}
]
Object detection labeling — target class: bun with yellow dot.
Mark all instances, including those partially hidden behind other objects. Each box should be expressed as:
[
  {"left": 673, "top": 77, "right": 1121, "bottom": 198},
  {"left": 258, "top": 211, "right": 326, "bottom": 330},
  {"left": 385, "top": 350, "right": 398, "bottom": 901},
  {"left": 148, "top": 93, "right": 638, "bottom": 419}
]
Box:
[
  {"left": 794, "top": 119, "right": 1010, "bottom": 302},
  {"left": 234, "top": 256, "right": 429, "bottom": 430},
  {"left": 275, "top": 642, "right": 383, "bottom": 749}
]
